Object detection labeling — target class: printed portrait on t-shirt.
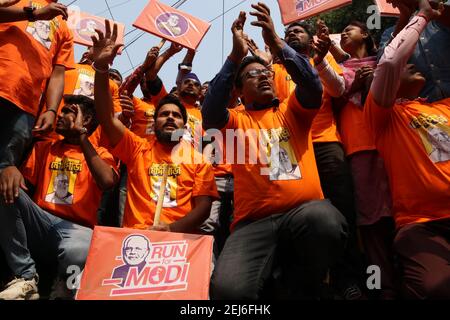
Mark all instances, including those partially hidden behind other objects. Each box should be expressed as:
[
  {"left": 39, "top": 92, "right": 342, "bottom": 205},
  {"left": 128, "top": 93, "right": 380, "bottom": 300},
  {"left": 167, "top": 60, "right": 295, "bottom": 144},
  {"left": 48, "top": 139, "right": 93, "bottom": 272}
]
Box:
[
  {"left": 263, "top": 128, "right": 302, "bottom": 181},
  {"left": 410, "top": 113, "right": 450, "bottom": 164},
  {"left": 26, "top": 19, "right": 56, "bottom": 50},
  {"left": 149, "top": 164, "right": 180, "bottom": 208},
  {"left": 73, "top": 72, "right": 95, "bottom": 98},
  {"left": 45, "top": 157, "right": 82, "bottom": 205}
]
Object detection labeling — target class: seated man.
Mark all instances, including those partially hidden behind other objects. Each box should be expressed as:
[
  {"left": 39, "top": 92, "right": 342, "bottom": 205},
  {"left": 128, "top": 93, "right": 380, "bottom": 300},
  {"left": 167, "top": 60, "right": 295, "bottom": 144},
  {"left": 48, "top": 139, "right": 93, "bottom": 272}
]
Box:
[
  {"left": 201, "top": 5, "right": 347, "bottom": 299},
  {"left": 365, "top": 0, "right": 450, "bottom": 299},
  {"left": 90, "top": 21, "right": 218, "bottom": 232},
  {"left": 0, "top": 95, "right": 118, "bottom": 300}
]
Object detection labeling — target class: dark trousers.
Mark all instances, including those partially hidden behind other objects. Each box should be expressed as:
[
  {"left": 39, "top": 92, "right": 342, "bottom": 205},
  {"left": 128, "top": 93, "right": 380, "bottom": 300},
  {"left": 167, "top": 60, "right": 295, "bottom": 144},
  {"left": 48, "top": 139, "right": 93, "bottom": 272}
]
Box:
[
  {"left": 0, "top": 99, "right": 35, "bottom": 169},
  {"left": 394, "top": 219, "right": 450, "bottom": 299},
  {"left": 360, "top": 217, "right": 398, "bottom": 299},
  {"left": 210, "top": 200, "right": 348, "bottom": 300},
  {"left": 313, "top": 142, "right": 364, "bottom": 290}
]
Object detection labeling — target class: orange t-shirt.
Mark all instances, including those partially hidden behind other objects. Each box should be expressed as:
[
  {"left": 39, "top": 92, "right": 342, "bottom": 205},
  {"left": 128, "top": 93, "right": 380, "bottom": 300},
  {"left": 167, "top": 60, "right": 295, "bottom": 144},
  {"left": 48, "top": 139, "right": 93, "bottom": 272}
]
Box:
[
  {"left": 58, "top": 63, "right": 121, "bottom": 113},
  {"left": 129, "top": 86, "right": 167, "bottom": 141},
  {"left": 339, "top": 100, "right": 376, "bottom": 156},
  {"left": 364, "top": 92, "right": 450, "bottom": 229},
  {"left": 112, "top": 129, "right": 219, "bottom": 229},
  {"left": 0, "top": 0, "right": 74, "bottom": 117},
  {"left": 224, "top": 93, "right": 324, "bottom": 229},
  {"left": 21, "top": 139, "right": 117, "bottom": 228},
  {"left": 272, "top": 55, "right": 341, "bottom": 143}
]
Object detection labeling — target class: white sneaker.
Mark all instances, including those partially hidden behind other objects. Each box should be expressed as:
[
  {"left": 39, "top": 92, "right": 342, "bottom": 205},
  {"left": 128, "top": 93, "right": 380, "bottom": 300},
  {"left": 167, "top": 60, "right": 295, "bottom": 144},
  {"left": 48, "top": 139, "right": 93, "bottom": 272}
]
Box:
[{"left": 0, "top": 275, "right": 39, "bottom": 300}]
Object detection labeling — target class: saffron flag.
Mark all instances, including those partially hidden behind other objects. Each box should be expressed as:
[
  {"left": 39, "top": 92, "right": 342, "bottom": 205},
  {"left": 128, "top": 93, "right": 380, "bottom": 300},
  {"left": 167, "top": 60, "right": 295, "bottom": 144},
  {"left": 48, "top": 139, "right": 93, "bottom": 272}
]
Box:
[
  {"left": 76, "top": 226, "right": 214, "bottom": 300},
  {"left": 277, "top": 0, "right": 352, "bottom": 25},
  {"left": 67, "top": 8, "right": 126, "bottom": 52},
  {"left": 132, "top": 0, "right": 211, "bottom": 51},
  {"left": 374, "top": 0, "right": 400, "bottom": 16}
]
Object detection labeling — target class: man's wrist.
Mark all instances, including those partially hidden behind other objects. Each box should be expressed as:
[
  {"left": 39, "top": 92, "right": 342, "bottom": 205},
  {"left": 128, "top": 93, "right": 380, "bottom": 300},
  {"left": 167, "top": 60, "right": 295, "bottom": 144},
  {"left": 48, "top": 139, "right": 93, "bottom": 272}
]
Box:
[
  {"left": 23, "top": 6, "right": 36, "bottom": 22},
  {"left": 79, "top": 127, "right": 88, "bottom": 136},
  {"left": 46, "top": 109, "right": 57, "bottom": 116},
  {"left": 92, "top": 62, "right": 109, "bottom": 74}
]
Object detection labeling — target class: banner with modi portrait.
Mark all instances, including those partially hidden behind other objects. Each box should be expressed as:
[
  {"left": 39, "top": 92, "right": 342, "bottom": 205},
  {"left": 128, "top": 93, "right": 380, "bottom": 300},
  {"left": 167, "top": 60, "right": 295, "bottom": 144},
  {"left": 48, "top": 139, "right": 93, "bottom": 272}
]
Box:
[{"left": 76, "top": 226, "right": 214, "bottom": 300}]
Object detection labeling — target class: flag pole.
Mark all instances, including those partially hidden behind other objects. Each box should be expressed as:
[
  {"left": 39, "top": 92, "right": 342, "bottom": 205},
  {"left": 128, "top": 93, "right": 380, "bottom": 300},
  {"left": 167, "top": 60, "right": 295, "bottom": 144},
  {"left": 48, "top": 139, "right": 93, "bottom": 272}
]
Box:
[{"left": 153, "top": 164, "right": 169, "bottom": 227}]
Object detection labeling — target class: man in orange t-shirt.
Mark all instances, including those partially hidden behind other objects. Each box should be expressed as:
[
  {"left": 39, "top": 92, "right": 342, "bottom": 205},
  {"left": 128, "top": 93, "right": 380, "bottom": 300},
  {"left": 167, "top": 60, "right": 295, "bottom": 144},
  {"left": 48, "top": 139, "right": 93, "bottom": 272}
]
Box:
[
  {"left": 0, "top": 0, "right": 74, "bottom": 170},
  {"left": 0, "top": 95, "right": 118, "bottom": 300},
  {"left": 202, "top": 8, "right": 347, "bottom": 299},
  {"left": 91, "top": 25, "right": 218, "bottom": 233},
  {"left": 365, "top": 1, "right": 450, "bottom": 299},
  {"left": 274, "top": 20, "right": 364, "bottom": 299}
]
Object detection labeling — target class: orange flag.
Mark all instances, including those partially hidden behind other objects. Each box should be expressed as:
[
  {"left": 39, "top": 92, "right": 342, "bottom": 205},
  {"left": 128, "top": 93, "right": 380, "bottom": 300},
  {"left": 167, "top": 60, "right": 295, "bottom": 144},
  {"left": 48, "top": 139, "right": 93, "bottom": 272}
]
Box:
[
  {"left": 277, "top": 0, "right": 352, "bottom": 25},
  {"left": 133, "top": 0, "right": 211, "bottom": 51},
  {"left": 67, "top": 8, "right": 126, "bottom": 52},
  {"left": 76, "top": 226, "right": 213, "bottom": 300},
  {"left": 374, "top": 0, "right": 400, "bottom": 16}
]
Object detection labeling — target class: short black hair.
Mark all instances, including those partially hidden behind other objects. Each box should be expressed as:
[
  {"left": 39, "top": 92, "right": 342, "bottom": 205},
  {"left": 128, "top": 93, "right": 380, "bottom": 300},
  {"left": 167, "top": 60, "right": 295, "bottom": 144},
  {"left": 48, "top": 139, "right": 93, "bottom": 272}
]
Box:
[
  {"left": 109, "top": 68, "right": 123, "bottom": 82},
  {"left": 154, "top": 94, "right": 188, "bottom": 124},
  {"left": 234, "top": 55, "right": 269, "bottom": 89},
  {"left": 63, "top": 94, "right": 98, "bottom": 134},
  {"left": 285, "top": 21, "right": 313, "bottom": 40}
]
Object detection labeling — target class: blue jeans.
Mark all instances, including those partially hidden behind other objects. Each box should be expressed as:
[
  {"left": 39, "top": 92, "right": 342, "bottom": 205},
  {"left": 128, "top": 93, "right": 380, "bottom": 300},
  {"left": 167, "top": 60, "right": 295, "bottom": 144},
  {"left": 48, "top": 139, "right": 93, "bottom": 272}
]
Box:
[
  {"left": 0, "top": 190, "right": 92, "bottom": 280},
  {"left": 0, "top": 99, "right": 35, "bottom": 169}
]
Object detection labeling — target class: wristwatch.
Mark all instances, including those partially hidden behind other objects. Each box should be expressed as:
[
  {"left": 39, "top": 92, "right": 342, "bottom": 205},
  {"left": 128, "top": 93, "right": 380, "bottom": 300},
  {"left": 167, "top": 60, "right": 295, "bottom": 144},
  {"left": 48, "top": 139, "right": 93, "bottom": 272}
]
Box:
[
  {"left": 79, "top": 127, "right": 88, "bottom": 136},
  {"left": 23, "top": 6, "right": 36, "bottom": 22}
]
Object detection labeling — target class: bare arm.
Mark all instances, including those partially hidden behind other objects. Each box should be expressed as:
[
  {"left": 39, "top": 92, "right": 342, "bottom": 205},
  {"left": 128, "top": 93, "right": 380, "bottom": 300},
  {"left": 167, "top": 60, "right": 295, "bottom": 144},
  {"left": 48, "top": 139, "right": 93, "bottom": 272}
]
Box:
[
  {"left": 33, "top": 65, "right": 66, "bottom": 134},
  {"left": 169, "top": 196, "right": 213, "bottom": 233},
  {"left": 0, "top": 2, "right": 67, "bottom": 23},
  {"left": 146, "top": 42, "right": 182, "bottom": 82},
  {"left": 92, "top": 20, "right": 126, "bottom": 147},
  {"left": 175, "top": 48, "right": 195, "bottom": 86},
  {"left": 79, "top": 135, "right": 118, "bottom": 191}
]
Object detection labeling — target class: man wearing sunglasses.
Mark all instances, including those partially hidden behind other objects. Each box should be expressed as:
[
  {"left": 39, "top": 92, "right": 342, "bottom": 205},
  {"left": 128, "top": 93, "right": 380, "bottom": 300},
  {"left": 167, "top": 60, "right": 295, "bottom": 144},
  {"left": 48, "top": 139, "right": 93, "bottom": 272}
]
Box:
[{"left": 202, "top": 3, "right": 347, "bottom": 300}]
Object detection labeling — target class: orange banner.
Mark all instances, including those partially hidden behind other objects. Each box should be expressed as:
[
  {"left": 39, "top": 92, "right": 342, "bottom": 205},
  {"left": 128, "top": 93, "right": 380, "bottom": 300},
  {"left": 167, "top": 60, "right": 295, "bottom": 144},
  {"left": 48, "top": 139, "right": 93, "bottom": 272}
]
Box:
[
  {"left": 374, "top": 0, "right": 400, "bottom": 16},
  {"left": 277, "top": 0, "right": 352, "bottom": 25},
  {"left": 67, "top": 8, "right": 126, "bottom": 52},
  {"left": 133, "top": 0, "right": 211, "bottom": 51},
  {"left": 76, "top": 226, "right": 213, "bottom": 300}
]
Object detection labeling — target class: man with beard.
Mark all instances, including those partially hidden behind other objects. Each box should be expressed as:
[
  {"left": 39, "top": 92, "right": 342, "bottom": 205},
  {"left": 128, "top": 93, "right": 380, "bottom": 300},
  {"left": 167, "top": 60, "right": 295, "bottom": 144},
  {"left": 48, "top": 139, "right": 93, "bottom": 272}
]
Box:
[
  {"left": 0, "top": 95, "right": 118, "bottom": 300},
  {"left": 90, "top": 20, "right": 218, "bottom": 232}
]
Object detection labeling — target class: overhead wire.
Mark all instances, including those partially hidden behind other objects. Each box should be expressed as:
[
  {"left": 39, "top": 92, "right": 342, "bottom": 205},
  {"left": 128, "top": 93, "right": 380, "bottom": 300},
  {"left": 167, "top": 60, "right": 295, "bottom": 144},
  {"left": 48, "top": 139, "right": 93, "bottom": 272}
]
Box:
[{"left": 104, "top": 0, "right": 136, "bottom": 70}]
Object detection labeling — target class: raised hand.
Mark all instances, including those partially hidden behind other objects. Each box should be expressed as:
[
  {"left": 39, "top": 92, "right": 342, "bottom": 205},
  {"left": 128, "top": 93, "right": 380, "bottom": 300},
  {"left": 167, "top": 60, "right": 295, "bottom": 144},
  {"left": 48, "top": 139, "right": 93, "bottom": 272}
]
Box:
[
  {"left": 168, "top": 42, "right": 183, "bottom": 56},
  {"left": 34, "top": 2, "right": 68, "bottom": 21},
  {"left": 143, "top": 46, "right": 160, "bottom": 71},
  {"left": 229, "top": 11, "right": 248, "bottom": 63},
  {"left": 247, "top": 38, "right": 273, "bottom": 65},
  {"left": 91, "top": 20, "right": 123, "bottom": 69},
  {"left": 417, "top": 0, "right": 444, "bottom": 20},
  {"left": 119, "top": 91, "right": 134, "bottom": 125},
  {"left": 249, "top": 2, "right": 283, "bottom": 54}
]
